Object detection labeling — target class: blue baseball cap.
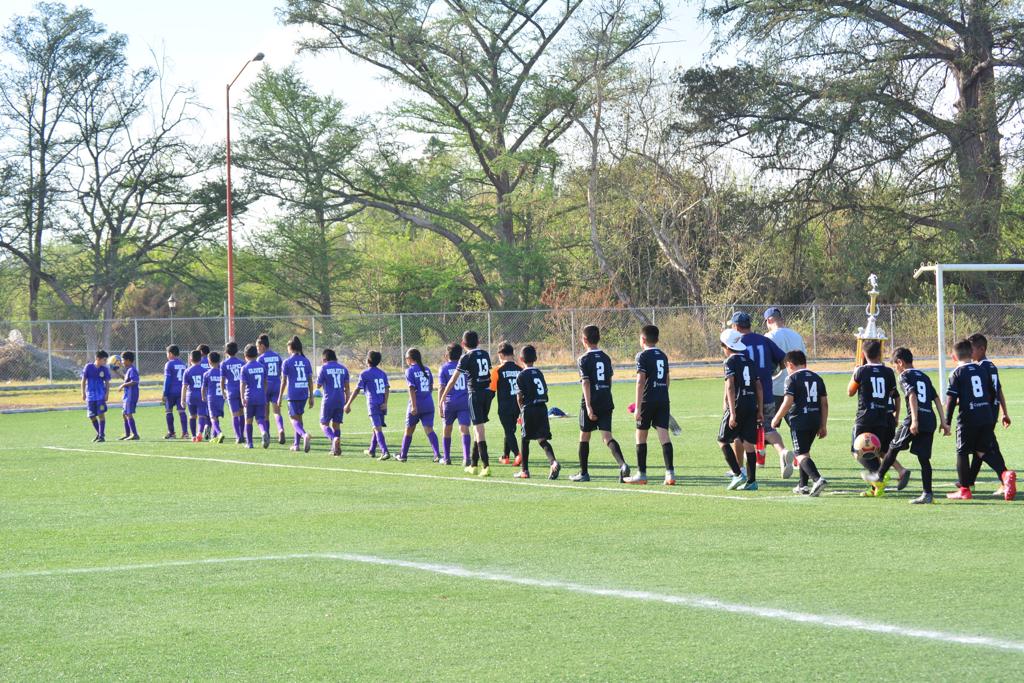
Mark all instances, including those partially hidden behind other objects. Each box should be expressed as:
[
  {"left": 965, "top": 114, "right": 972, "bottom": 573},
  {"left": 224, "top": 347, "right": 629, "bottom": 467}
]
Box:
[
  {"left": 729, "top": 311, "right": 752, "bottom": 327},
  {"left": 763, "top": 307, "right": 783, "bottom": 321}
]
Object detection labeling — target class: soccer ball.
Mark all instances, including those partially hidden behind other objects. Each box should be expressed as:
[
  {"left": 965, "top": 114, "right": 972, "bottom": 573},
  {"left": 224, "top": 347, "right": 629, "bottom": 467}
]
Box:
[
  {"left": 108, "top": 353, "right": 122, "bottom": 370},
  {"left": 854, "top": 432, "right": 881, "bottom": 456},
  {"left": 627, "top": 402, "right": 636, "bottom": 414}
]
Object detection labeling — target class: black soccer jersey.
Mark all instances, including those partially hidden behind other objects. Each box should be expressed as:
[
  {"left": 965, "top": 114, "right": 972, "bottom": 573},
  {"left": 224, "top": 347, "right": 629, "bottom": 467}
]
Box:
[
  {"left": 899, "top": 369, "right": 938, "bottom": 431},
  {"left": 852, "top": 364, "right": 898, "bottom": 422},
  {"left": 784, "top": 368, "right": 827, "bottom": 429},
  {"left": 457, "top": 348, "right": 492, "bottom": 394},
  {"left": 517, "top": 367, "right": 549, "bottom": 406},
  {"left": 977, "top": 358, "right": 1002, "bottom": 414},
  {"left": 636, "top": 348, "right": 669, "bottom": 404},
  {"left": 578, "top": 349, "right": 614, "bottom": 411},
  {"left": 946, "top": 363, "right": 995, "bottom": 426},
  {"left": 724, "top": 353, "right": 758, "bottom": 408},
  {"left": 494, "top": 360, "right": 521, "bottom": 414}
]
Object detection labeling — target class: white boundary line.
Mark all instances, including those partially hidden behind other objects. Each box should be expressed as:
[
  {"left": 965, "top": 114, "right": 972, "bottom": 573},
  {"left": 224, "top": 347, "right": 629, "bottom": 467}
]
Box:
[
  {"left": 2, "top": 551, "right": 1023, "bottom": 653},
  {"left": 42, "top": 446, "right": 793, "bottom": 502}
]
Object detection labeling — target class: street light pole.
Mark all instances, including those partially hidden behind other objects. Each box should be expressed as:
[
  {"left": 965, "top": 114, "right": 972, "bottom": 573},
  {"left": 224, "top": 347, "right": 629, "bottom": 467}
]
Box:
[
  {"left": 167, "top": 294, "right": 177, "bottom": 346},
  {"left": 225, "top": 51, "right": 264, "bottom": 342}
]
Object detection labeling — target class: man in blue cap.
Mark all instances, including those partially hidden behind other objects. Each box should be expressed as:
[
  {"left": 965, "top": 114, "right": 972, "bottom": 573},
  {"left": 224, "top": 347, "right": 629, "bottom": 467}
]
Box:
[{"left": 730, "top": 311, "right": 791, "bottom": 478}]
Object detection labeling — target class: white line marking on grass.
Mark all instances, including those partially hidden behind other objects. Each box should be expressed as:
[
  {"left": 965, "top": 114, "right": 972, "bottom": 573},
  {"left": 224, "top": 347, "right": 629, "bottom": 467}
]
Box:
[
  {"left": 43, "top": 446, "right": 791, "bottom": 502},
  {"left": 3, "top": 551, "right": 1023, "bottom": 654}
]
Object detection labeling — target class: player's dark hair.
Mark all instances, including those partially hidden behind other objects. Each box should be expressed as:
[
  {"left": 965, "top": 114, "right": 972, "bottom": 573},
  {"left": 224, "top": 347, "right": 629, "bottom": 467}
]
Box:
[
  {"left": 367, "top": 350, "right": 382, "bottom": 367},
  {"left": 225, "top": 341, "right": 238, "bottom": 357},
  {"left": 190, "top": 349, "right": 202, "bottom": 363},
  {"left": 446, "top": 342, "right": 461, "bottom": 361},
  {"left": 462, "top": 330, "right": 479, "bottom": 349},
  {"left": 244, "top": 344, "right": 258, "bottom": 359},
  {"left": 209, "top": 351, "right": 221, "bottom": 364},
  {"left": 323, "top": 348, "right": 338, "bottom": 362},
  {"left": 198, "top": 344, "right": 210, "bottom": 355},
  {"left": 582, "top": 325, "right": 600, "bottom": 345},
  {"left": 967, "top": 333, "right": 988, "bottom": 350},
  {"left": 257, "top": 333, "right": 270, "bottom": 349},
  {"left": 520, "top": 344, "right": 538, "bottom": 364},
  {"left": 167, "top": 344, "right": 179, "bottom": 356},
  {"left": 95, "top": 349, "right": 109, "bottom": 359},
  {"left": 121, "top": 351, "right": 135, "bottom": 363},
  {"left": 784, "top": 350, "right": 807, "bottom": 367},
  {"left": 641, "top": 324, "right": 659, "bottom": 344},
  {"left": 406, "top": 347, "right": 426, "bottom": 373},
  {"left": 892, "top": 347, "right": 913, "bottom": 366},
  {"left": 954, "top": 339, "right": 973, "bottom": 360},
  {"left": 287, "top": 335, "right": 304, "bottom": 356},
  {"left": 497, "top": 341, "right": 513, "bottom": 357},
  {"left": 864, "top": 340, "right": 882, "bottom": 361}
]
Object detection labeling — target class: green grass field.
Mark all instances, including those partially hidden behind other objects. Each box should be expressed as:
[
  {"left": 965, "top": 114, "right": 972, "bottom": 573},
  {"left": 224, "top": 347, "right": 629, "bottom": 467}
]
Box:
[{"left": 3, "top": 370, "right": 1023, "bottom": 680}]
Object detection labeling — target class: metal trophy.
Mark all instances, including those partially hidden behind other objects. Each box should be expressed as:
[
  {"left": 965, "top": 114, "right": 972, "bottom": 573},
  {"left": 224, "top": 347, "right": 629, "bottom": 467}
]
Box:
[{"left": 855, "top": 274, "right": 887, "bottom": 365}]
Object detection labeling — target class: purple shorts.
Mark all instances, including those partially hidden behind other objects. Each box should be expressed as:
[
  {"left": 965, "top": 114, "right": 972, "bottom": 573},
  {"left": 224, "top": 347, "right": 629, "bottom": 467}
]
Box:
[
  {"left": 226, "top": 394, "right": 243, "bottom": 415},
  {"left": 321, "top": 401, "right": 345, "bottom": 425},
  {"left": 244, "top": 402, "right": 266, "bottom": 421},
  {"left": 187, "top": 400, "right": 208, "bottom": 417},
  {"left": 369, "top": 406, "right": 387, "bottom": 428},
  {"left": 288, "top": 399, "right": 307, "bottom": 417},
  {"left": 163, "top": 394, "right": 183, "bottom": 411},
  {"left": 207, "top": 399, "right": 225, "bottom": 419},
  {"left": 86, "top": 400, "right": 107, "bottom": 418},
  {"left": 122, "top": 398, "right": 137, "bottom": 415},
  {"left": 443, "top": 401, "right": 471, "bottom": 427},
  {"left": 406, "top": 409, "right": 435, "bottom": 429}
]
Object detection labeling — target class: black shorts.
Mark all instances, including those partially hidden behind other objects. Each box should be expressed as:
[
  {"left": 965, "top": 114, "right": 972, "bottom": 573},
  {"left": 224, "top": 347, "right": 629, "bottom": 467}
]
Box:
[
  {"left": 956, "top": 423, "right": 995, "bottom": 460},
  {"left": 789, "top": 424, "right": 819, "bottom": 456},
  {"left": 889, "top": 419, "right": 935, "bottom": 459},
  {"left": 521, "top": 403, "right": 551, "bottom": 441},
  {"left": 580, "top": 405, "right": 613, "bottom": 433},
  {"left": 851, "top": 419, "right": 895, "bottom": 453},
  {"left": 719, "top": 409, "right": 757, "bottom": 445},
  {"left": 637, "top": 400, "right": 670, "bottom": 431},
  {"left": 468, "top": 390, "right": 494, "bottom": 425}
]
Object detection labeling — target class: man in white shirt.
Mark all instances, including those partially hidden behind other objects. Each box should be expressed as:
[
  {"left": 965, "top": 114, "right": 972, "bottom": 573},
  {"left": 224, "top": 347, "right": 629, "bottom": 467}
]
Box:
[{"left": 764, "top": 307, "right": 807, "bottom": 476}]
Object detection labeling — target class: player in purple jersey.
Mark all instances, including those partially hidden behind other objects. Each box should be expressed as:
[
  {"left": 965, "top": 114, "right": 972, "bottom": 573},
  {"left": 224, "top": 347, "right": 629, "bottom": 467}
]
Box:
[
  {"left": 257, "top": 334, "right": 286, "bottom": 445},
  {"left": 196, "top": 345, "right": 212, "bottom": 438},
  {"left": 118, "top": 351, "right": 140, "bottom": 440},
  {"left": 401, "top": 348, "right": 441, "bottom": 463},
  {"left": 240, "top": 344, "right": 271, "bottom": 449},
  {"left": 316, "top": 348, "right": 350, "bottom": 456},
  {"left": 202, "top": 351, "right": 226, "bottom": 443},
  {"left": 81, "top": 350, "right": 111, "bottom": 442},
  {"left": 279, "top": 336, "right": 315, "bottom": 453},
  {"left": 181, "top": 349, "right": 209, "bottom": 442},
  {"left": 162, "top": 345, "right": 189, "bottom": 439},
  {"left": 220, "top": 342, "right": 245, "bottom": 444},
  {"left": 346, "top": 350, "right": 392, "bottom": 460},
  {"left": 437, "top": 342, "right": 472, "bottom": 466}
]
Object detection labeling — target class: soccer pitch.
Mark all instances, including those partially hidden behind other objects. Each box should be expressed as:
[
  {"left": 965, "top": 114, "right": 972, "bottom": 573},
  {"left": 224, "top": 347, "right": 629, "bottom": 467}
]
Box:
[{"left": 2, "top": 371, "right": 1023, "bottom": 680}]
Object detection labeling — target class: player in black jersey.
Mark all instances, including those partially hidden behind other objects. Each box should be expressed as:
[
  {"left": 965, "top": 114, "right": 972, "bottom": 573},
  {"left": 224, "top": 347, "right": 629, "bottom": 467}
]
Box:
[
  {"left": 571, "top": 325, "right": 630, "bottom": 483},
  {"left": 863, "top": 347, "right": 948, "bottom": 503},
  {"left": 719, "top": 329, "right": 762, "bottom": 491},
  {"left": 945, "top": 339, "right": 997, "bottom": 500},
  {"left": 490, "top": 342, "right": 522, "bottom": 466},
  {"left": 966, "top": 334, "right": 1017, "bottom": 501},
  {"left": 847, "top": 340, "right": 911, "bottom": 490},
  {"left": 439, "top": 330, "right": 494, "bottom": 477},
  {"left": 624, "top": 325, "right": 675, "bottom": 485},
  {"left": 514, "top": 345, "right": 560, "bottom": 480},
  {"left": 770, "top": 350, "right": 829, "bottom": 497}
]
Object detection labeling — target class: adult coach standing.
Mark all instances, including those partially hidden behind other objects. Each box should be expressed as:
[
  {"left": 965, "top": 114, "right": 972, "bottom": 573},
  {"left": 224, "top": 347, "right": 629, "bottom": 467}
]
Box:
[{"left": 764, "top": 307, "right": 806, "bottom": 476}]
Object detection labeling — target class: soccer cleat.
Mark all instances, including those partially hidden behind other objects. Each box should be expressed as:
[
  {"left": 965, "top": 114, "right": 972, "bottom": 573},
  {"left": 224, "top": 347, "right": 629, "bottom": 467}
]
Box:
[
  {"left": 478, "top": 466, "right": 490, "bottom": 478},
  {"left": 235, "top": 437, "right": 243, "bottom": 445},
  {"left": 128, "top": 434, "right": 140, "bottom": 441},
  {"left": 723, "top": 466, "right": 747, "bottom": 479},
  {"left": 246, "top": 443, "right": 254, "bottom": 449},
  {"left": 204, "top": 428, "right": 211, "bottom": 440},
  {"left": 396, "top": 455, "right": 407, "bottom": 463},
  {"left": 548, "top": 461, "right": 561, "bottom": 480},
  {"left": 500, "top": 456, "right": 511, "bottom": 465},
  {"left": 118, "top": 435, "right": 130, "bottom": 441},
  {"left": 164, "top": 433, "right": 176, "bottom": 440},
  {"left": 727, "top": 473, "right": 747, "bottom": 491},
  {"left": 96, "top": 436, "right": 105, "bottom": 443},
  {"left": 897, "top": 469, "right": 912, "bottom": 491},
  {"left": 513, "top": 470, "right": 530, "bottom": 479},
  {"left": 514, "top": 454, "right": 522, "bottom": 467},
  {"left": 792, "top": 485, "right": 809, "bottom": 495},
  {"left": 364, "top": 449, "right": 374, "bottom": 457},
  {"left": 739, "top": 481, "right": 758, "bottom": 491},
  {"left": 331, "top": 437, "right": 341, "bottom": 456},
  {"left": 946, "top": 487, "right": 973, "bottom": 500},
  {"left": 569, "top": 472, "right": 591, "bottom": 483},
  {"left": 441, "top": 455, "right": 451, "bottom": 465},
  {"left": 809, "top": 478, "right": 828, "bottom": 497},
  {"left": 303, "top": 434, "right": 311, "bottom": 453},
  {"left": 1002, "top": 470, "right": 1017, "bottom": 501},
  {"left": 278, "top": 432, "right": 286, "bottom": 445},
  {"left": 432, "top": 454, "right": 440, "bottom": 463},
  {"left": 289, "top": 445, "right": 299, "bottom": 452},
  {"left": 664, "top": 470, "right": 676, "bottom": 486},
  {"left": 860, "top": 486, "right": 877, "bottom": 497},
  {"left": 464, "top": 466, "right": 478, "bottom": 475},
  {"left": 195, "top": 434, "right": 203, "bottom": 443},
  {"left": 618, "top": 464, "right": 630, "bottom": 483},
  {"left": 780, "top": 450, "right": 794, "bottom": 479},
  {"left": 378, "top": 452, "right": 391, "bottom": 461},
  {"left": 181, "top": 432, "right": 191, "bottom": 440},
  {"left": 910, "top": 492, "right": 934, "bottom": 504},
  {"left": 262, "top": 432, "right": 270, "bottom": 449},
  {"left": 623, "top": 473, "right": 648, "bottom": 485}
]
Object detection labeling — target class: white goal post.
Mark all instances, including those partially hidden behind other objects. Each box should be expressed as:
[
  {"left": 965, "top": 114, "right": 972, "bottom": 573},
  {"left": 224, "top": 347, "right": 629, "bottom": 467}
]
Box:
[{"left": 913, "top": 263, "right": 1024, "bottom": 393}]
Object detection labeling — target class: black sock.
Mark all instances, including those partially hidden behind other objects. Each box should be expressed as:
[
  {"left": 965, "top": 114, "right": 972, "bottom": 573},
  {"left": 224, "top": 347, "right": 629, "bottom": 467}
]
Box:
[
  {"left": 956, "top": 454, "right": 972, "bottom": 489},
  {"left": 478, "top": 440, "right": 489, "bottom": 468},
  {"left": 862, "top": 455, "right": 881, "bottom": 473},
  {"left": 982, "top": 450, "right": 1007, "bottom": 476},
  {"left": 969, "top": 453, "right": 984, "bottom": 483},
  {"left": 798, "top": 468, "right": 809, "bottom": 488},
  {"left": 662, "top": 442, "right": 674, "bottom": 471},
  {"left": 877, "top": 449, "right": 898, "bottom": 479},
  {"left": 607, "top": 439, "right": 626, "bottom": 467},
  {"left": 471, "top": 441, "right": 480, "bottom": 467},
  {"left": 636, "top": 443, "right": 648, "bottom": 474},
  {"left": 540, "top": 440, "right": 555, "bottom": 465},
  {"left": 799, "top": 457, "right": 821, "bottom": 482},
  {"left": 917, "top": 454, "right": 933, "bottom": 494},
  {"left": 578, "top": 441, "right": 590, "bottom": 474},
  {"left": 745, "top": 450, "right": 757, "bottom": 482},
  {"left": 720, "top": 443, "right": 741, "bottom": 475},
  {"left": 521, "top": 440, "right": 530, "bottom": 471}
]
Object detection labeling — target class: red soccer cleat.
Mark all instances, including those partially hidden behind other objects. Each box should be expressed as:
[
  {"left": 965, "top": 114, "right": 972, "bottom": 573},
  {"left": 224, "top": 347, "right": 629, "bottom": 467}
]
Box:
[
  {"left": 1002, "top": 470, "right": 1017, "bottom": 502},
  {"left": 946, "top": 487, "right": 973, "bottom": 500},
  {"left": 514, "top": 454, "right": 522, "bottom": 467},
  {"left": 513, "top": 470, "right": 530, "bottom": 479},
  {"left": 500, "top": 456, "right": 511, "bottom": 465}
]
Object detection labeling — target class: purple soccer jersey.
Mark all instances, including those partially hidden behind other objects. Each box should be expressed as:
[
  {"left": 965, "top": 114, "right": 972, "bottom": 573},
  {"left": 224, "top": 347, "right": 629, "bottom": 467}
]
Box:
[
  {"left": 240, "top": 359, "right": 269, "bottom": 405},
  {"left": 317, "top": 361, "right": 350, "bottom": 425},
  {"left": 439, "top": 361, "right": 468, "bottom": 405},
  {"left": 203, "top": 367, "right": 225, "bottom": 416},
  {"left": 406, "top": 364, "right": 435, "bottom": 413},
  {"left": 163, "top": 358, "right": 186, "bottom": 397},
  {"left": 259, "top": 349, "right": 283, "bottom": 394},
  {"left": 82, "top": 363, "right": 111, "bottom": 401},
  {"left": 358, "top": 367, "right": 390, "bottom": 410},
  {"left": 282, "top": 354, "right": 314, "bottom": 402},
  {"left": 122, "top": 365, "right": 140, "bottom": 409},
  {"left": 199, "top": 355, "right": 211, "bottom": 372},
  {"left": 221, "top": 356, "right": 244, "bottom": 397},
  {"left": 183, "top": 364, "right": 205, "bottom": 406}
]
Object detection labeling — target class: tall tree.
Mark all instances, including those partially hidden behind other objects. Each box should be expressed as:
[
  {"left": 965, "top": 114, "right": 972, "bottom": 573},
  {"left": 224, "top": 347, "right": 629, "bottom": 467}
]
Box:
[
  {"left": 281, "top": 0, "right": 664, "bottom": 308},
  {"left": 676, "top": 0, "right": 1024, "bottom": 281}
]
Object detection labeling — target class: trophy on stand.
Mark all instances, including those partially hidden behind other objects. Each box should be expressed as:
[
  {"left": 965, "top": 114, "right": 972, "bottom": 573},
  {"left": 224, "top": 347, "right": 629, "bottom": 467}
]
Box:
[{"left": 855, "top": 274, "right": 887, "bottom": 366}]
